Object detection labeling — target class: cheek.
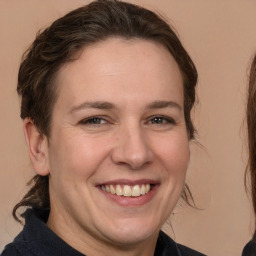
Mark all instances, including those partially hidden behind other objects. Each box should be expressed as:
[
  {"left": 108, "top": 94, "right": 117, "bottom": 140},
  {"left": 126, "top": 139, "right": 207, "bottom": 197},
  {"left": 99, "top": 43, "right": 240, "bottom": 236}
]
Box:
[
  {"left": 49, "top": 131, "right": 111, "bottom": 179},
  {"left": 153, "top": 133, "right": 190, "bottom": 177},
  {"left": 152, "top": 136, "right": 190, "bottom": 188}
]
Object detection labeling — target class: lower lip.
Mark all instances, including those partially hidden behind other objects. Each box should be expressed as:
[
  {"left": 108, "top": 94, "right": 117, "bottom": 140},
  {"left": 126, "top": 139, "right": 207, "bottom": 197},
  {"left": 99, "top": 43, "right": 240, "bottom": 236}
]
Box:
[{"left": 98, "top": 185, "right": 159, "bottom": 207}]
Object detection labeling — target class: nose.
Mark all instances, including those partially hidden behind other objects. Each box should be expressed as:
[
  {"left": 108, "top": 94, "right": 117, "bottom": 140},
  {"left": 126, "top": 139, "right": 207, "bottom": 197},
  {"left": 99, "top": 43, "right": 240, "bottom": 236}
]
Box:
[{"left": 111, "top": 124, "right": 153, "bottom": 170}]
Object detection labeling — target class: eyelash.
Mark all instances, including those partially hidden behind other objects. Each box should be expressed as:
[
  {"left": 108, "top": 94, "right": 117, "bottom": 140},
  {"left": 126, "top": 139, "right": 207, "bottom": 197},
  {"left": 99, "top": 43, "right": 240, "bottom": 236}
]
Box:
[
  {"left": 147, "top": 115, "right": 176, "bottom": 125},
  {"left": 79, "top": 116, "right": 108, "bottom": 125}
]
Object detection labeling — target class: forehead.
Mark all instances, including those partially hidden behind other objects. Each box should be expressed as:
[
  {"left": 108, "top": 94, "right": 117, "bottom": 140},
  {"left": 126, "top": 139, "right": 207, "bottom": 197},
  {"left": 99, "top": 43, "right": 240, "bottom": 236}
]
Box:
[{"left": 54, "top": 38, "right": 183, "bottom": 109}]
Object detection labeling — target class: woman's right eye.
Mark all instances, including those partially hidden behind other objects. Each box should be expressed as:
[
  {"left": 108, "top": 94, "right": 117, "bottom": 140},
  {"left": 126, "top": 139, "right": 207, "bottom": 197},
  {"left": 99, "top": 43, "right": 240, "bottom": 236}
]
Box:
[{"left": 79, "top": 117, "right": 108, "bottom": 125}]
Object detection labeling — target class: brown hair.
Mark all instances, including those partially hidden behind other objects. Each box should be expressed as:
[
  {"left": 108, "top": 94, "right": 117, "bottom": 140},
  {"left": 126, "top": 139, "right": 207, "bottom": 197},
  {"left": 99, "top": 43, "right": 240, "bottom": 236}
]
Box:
[
  {"left": 246, "top": 54, "right": 256, "bottom": 239},
  {"left": 13, "top": 0, "right": 198, "bottom": 222}
]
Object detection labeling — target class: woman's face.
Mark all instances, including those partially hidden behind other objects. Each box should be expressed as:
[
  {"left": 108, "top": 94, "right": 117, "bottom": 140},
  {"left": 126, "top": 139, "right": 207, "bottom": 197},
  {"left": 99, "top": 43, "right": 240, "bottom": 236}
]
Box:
[{"left": 45, "top": 38, "right": 190, "bottom": 249}]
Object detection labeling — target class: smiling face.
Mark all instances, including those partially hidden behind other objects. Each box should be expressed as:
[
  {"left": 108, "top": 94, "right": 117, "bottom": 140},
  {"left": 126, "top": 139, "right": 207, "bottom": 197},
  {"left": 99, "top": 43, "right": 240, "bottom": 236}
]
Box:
[{"left": 40, "top": 38, "right": 190, "bottom": 255}]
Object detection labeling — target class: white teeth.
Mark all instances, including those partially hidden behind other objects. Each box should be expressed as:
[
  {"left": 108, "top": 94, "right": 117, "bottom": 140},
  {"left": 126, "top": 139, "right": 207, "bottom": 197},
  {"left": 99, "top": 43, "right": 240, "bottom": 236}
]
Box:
[
  {"left": 100, "top": 184, "right": 152, "bottom": 197},
  {"left": 116, "top": 185, "right": 123, "bottom": 196},
  {"left": 141, "top": 184, "right": 146, "bottom": 195},
  {"left": 110, "top": 185, "right": 115, "bottom": 194},
  {"left": 132, "top": 185, "right": 140, "bottom": 196},
  {"left": 123, "top": 185, "right": 132, "bottom": 197},
  {"left": 146, "top": 184, "right": 150, "bottom": 193},
  {"left": 106, "top": 185, "right": 110, "bottom": 193}
]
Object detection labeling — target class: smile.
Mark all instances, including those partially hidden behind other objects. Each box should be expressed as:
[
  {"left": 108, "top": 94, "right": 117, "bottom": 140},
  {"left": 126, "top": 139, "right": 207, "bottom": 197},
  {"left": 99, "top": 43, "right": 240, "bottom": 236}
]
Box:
[{"left": 100, "top": 184, "right": 151, "bottom": 197}]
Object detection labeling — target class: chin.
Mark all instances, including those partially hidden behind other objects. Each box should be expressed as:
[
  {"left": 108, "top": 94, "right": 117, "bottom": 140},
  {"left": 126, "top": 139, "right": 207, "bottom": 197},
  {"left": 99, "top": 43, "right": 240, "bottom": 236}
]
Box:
[{"left": 98, "top": 216, "right": 160, "bottom": 246}]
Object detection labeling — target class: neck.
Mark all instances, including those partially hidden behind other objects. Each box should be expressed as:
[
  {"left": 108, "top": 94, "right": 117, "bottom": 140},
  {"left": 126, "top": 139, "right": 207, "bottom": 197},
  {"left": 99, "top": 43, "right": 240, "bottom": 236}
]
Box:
[{"left": 47, "top": 208, "right": 159, "bottom": 256}]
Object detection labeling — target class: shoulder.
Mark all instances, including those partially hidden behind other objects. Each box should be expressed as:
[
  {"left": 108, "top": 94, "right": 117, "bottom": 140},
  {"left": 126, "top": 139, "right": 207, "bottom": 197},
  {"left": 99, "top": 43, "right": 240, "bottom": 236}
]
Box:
[
  {"left": 177, "top": 243, "right": 207, "bottom": 256},
  {"left": 242, "top": 240, "right": 256, "bottom": 256},
  {"left": 1, "top": 234, "right": 33, "bottom": 256},
  {"left": 157, "top": 231, "right": 206, "bottom": 256},
  {"left": 1, "top": 243, "right": 21, "bottom": 256},
  {"left": 1, "top": 209, "right": 39, "bottom": 256}
]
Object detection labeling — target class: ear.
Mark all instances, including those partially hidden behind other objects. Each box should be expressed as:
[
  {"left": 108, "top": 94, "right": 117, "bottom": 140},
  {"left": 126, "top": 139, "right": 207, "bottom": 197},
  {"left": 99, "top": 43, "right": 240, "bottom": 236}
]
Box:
[{"left": 23, "top": 118, "right": 49, "bottom": 176}]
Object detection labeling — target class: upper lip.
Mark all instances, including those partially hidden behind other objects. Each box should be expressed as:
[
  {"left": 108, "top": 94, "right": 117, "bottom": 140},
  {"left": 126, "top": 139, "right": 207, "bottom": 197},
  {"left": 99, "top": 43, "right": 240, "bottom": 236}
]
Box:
[{"left": 96, "top": 179, "right": 159, "bottom": 186}]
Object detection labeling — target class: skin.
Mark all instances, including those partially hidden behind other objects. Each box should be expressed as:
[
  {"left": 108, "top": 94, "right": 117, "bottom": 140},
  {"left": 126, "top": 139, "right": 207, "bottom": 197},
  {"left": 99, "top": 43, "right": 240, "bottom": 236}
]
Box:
[{"left": 24, "top": 38, "right": 190, "bottom": 256}]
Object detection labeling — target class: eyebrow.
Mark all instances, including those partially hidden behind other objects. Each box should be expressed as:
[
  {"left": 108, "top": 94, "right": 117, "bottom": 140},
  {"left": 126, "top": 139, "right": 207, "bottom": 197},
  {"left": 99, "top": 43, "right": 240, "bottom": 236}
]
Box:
[
  {"left": 146, "top": 100, "right": 182, "bottom": 111},
  {"left": 70, "top": 101, "right": 115, "bottom": 114},
  {"left": 69, "top": 100, "right": 182, "bottom": 114}
]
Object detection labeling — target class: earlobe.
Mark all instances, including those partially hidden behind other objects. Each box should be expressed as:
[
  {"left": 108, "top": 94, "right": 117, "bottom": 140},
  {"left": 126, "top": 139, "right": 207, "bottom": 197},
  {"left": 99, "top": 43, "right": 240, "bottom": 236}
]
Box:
[{"left": 23, "top": 118, "right": 49, "bottom": 176}]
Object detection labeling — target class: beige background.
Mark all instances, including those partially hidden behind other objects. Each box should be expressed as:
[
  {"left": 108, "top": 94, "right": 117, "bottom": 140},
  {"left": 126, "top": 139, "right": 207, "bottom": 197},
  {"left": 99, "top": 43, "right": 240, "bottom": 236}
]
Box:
[{"left": 1, "top": 1, "right": 256, "bottom": 255}]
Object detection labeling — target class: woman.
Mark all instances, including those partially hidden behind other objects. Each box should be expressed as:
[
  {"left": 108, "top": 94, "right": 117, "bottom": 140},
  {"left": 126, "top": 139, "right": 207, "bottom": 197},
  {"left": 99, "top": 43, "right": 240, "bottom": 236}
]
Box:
[
  {"left": 1, "top": 0, "right": 205, "bottom": 255},
  {"left": 242, "top": 55, "right": 256, "bottom": 256}
]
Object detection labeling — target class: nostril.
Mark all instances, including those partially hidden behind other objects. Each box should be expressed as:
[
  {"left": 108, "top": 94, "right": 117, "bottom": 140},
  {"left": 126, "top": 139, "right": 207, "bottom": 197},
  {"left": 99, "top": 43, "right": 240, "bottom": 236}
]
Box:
[{"left": 113, "top": 159, "right": 152, "bottom": 170}]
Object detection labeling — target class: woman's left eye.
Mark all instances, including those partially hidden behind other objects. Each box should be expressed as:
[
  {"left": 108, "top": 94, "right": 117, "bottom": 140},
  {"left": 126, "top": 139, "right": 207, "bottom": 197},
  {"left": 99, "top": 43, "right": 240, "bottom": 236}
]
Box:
[{"left": 148, "top": 116, "right": 175, "bottom": 125}]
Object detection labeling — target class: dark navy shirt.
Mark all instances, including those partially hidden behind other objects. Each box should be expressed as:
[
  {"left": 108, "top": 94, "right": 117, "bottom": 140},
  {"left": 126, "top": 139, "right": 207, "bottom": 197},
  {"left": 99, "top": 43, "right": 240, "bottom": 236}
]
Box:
[
  {"left": 1, "top": 209, "right": 206, "bottom": 256},
  {"left": 242, "top": 240, "right": 256, "bottom": 256}
]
